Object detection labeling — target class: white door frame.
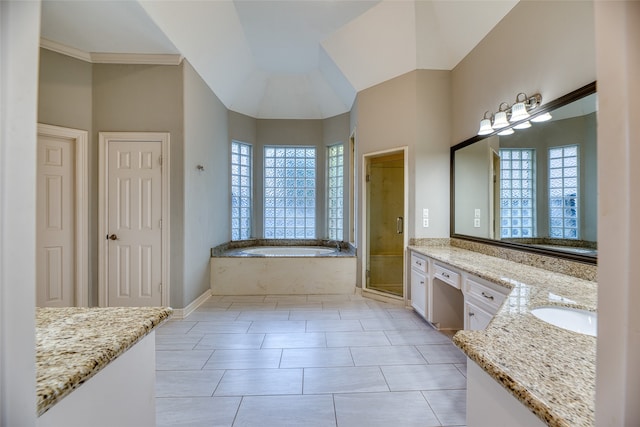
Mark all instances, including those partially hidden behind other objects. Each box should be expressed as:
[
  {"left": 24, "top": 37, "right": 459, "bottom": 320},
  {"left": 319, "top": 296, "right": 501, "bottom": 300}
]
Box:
[
  {"left": 98, "top": 132, "right": 170, "bottom": 307},
  {"left": 361, "top": 146, "right": 409, "bottom": 303},
  {"left": 37, "top": 123, "right": 89, "bottom": 307}
]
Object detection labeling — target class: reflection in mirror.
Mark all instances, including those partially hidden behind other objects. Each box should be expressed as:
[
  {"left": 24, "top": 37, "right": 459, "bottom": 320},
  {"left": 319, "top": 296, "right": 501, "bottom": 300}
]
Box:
[{"left": 452, "top": 83, "right": 597, "bottom": 262}]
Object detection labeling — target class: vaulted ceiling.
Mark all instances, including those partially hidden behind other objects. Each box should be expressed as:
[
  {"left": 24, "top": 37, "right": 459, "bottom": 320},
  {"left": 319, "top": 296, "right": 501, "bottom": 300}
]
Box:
[{"left": 40, "top": 0, "right": 519, "bottom": 119}]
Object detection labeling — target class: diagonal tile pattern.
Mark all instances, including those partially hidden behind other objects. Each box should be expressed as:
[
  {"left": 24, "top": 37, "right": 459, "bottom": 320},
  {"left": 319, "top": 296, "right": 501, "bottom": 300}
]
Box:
[{"left": 156, "top": 294, "right": 467, "bottom": 426}]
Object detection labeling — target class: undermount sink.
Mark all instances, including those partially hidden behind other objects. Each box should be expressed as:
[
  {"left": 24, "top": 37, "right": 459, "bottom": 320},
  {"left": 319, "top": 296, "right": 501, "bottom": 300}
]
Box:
[{"left": 531, "top": 306, "right": 597, "bottom": 337}]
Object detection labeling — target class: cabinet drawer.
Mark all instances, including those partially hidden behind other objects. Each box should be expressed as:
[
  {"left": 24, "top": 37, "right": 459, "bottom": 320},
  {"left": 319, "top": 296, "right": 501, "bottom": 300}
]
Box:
[
  {"left": 465, "top": 300, "right": 493, "bottom": 330},
  {"left": 465, "top": 277, "right": 507, "bottom": 313},
  {"left": 433, "top": 263, "right": 461, "bottom": 289},
  {"left": 410, "top": 252, "right": 427, "bottom": 274}
]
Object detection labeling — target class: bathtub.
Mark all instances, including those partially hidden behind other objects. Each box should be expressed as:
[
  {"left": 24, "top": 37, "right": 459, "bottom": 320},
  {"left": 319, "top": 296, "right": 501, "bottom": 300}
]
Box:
[
  {"left": 210, "top": 240, "right": 356, "bottom": 295},
  {"left": 241, "top": 246, "right": 336, "bottom": 257}
]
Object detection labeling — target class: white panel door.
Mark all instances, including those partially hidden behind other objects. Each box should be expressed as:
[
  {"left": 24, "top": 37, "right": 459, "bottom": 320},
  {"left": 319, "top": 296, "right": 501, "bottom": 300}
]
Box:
[
  {"left": 106, "top": 141, "right": 162, "bottom": 306},
  {"left": 37, "top": 134, "right": 75, "bottom": 307}
]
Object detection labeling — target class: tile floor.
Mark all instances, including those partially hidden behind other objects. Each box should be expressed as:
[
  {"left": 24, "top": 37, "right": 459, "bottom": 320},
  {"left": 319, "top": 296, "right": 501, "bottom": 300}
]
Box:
[{"left": 155, "top": 294, "right": 467, "bottom": 427}]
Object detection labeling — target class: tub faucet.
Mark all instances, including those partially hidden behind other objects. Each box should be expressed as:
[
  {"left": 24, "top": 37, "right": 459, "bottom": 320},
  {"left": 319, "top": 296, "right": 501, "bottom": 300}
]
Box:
[{"left": 329, "top": 240, "right": 341, "bottom": 252}]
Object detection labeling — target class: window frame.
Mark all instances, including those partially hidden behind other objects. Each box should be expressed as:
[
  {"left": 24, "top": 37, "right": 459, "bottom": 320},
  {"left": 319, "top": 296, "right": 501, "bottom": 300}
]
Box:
[
  {"left": 498, "top": 148, "right": 537, "bottom": 239},
  {"left": 230, "top": 140, "right": 253, "bottom": 241},
  {"left": 326, "top": 143, "right": 344, "bottom": 241},
  {"left": 548, "top": 144, "right": 580, "bottom": 240},
  {"left": 263, "top": 145, "right": 317, "bottom": 239}
]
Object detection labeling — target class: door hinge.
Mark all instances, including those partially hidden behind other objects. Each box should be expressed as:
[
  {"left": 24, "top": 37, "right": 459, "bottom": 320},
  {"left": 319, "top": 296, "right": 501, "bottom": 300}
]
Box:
[
  {"left": 159, "top": 219, "right": 162, "bottom": 229},
  {"left": 159, "top": 155, "right": 163, "bottom": 166},
  {"left": 366, "top": 269, "right": 370, "bottom": 278},
  {"left": 159, "top": 283, "right": 163, "bottom": 294},
  {"left": 366, "top": 174, "right": 370, "bottom": 182}
]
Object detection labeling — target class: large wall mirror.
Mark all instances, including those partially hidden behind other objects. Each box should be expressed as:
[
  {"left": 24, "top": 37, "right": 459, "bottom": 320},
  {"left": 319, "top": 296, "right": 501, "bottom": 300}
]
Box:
[{"left": 451, "top": 82, "right": 597, "bottom": 264}]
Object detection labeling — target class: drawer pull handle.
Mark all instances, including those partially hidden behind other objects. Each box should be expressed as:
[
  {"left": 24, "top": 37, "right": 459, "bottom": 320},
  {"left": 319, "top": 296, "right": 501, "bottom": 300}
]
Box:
[
  {"left": 419, "top": 281, "right": 424, "bottom": 285},
  {"left": 442, "top": 272, "right": 450, "bottom": 279},
  {"left": 469, "top": 312, "right": 475, "bottom": 317},
  {"left": 481, "top": 292, "right": 494, "bottom": 301},
  {"left": 416, "top": 261, "right": 422, "bottom": 266}
]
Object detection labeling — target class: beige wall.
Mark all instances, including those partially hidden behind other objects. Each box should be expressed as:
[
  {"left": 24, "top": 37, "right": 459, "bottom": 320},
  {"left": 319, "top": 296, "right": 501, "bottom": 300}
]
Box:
[
  {"left": 414, "top": 70, "right": 452, "bottom": 239},
  {"left": 93, "top": 62, "right": 185, "bottom": 307},
  {"left": 183, "top": 61, "right": 229, "bottom": 307},
  {"left": 451, "top": 1, "right": 596, "bottom": 144},
  {"left": 1, "top": 2, "right": 40, "bottom": 423},
  {"left": 38, "top": 49, "right": 96, "bottom": 301},
  {"left": 594, "top": 2, "right": 640, "bottom": 424},
  {"left": 454, "top": 139, "right": 492, "bottom": 237},
  {"left": 229, "top": 111, "right": 257, "bottom": 146},
  {"left": 38, "top": 49, "right": 93, "bottom": 131},
  {"left": 39, "top": 55, "right": 189, "bottom": 307},
  {"left": 352, "top": 69, "right": 451, "bottom": 285}
]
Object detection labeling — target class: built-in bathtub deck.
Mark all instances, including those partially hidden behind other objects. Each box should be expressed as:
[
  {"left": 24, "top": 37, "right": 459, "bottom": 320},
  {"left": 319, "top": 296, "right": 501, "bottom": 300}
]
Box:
[{"left": 211, "top": 239, "right": 357, "bottom": 295}]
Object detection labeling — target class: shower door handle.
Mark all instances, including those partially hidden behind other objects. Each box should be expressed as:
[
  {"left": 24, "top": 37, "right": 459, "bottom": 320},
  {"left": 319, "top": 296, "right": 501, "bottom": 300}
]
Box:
[{"left": 396, "top": 217, "right": 403, "bottom": 234}]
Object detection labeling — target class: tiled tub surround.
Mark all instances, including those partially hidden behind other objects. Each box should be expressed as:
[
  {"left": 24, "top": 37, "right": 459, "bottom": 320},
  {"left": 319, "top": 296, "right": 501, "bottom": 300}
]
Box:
[
  {"left": 408, "top": 244, "right": 597, "bottom": 427},
  {"left": 36, "top": 306, "right": 172, "bottom": 416},
  {"left": 211, "top": 240, "right": 357, "bottom": 295}
]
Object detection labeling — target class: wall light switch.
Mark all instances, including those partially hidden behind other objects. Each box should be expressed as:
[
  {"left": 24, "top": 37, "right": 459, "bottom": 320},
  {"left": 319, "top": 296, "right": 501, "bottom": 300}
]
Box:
[
  {"left": 423, "top": 208, "right": 429, "bottom": 218},
  {"left": 423, "top": 218, "right": 429, "bottom": 228},
  {"left": 474, "top": 209, "right": 481, "bottom": 218},
  {"left": 474, "top": 218, "right": 481, "bottom": 228}
]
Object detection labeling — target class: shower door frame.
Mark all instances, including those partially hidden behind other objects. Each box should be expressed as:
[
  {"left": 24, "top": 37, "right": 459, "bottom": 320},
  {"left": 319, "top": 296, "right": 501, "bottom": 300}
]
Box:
[{"left": 361, "top": 146, "right": 409, "bottom": 303}]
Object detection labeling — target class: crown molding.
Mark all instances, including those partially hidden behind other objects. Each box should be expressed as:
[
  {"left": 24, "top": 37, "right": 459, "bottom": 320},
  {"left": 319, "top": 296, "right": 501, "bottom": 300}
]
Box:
[
  {"left": 40, "top": 38, "right": 183, "bottom": 66},
  {"left": 91, "top": 52, "right": 183, "bottom": 65},
  {"left": 40, "top": 38, "right": 92, "bottom": 62}
]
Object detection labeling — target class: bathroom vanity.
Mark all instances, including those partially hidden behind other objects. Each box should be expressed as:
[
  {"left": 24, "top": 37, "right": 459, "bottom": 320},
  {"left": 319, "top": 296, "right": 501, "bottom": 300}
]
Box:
[
  {"left": 36, "top": 307, "right": 172, "bottom": 427},
  {"left": 407, "top": 242, "right": 597, "bottom": 426},
  {"left": 409, "top": 249, "right": 510, "bottom": 331}
]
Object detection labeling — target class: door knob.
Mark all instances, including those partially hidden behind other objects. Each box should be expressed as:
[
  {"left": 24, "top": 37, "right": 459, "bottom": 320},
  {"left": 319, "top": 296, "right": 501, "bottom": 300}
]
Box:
[{"left": 107, "top": 234, "right": 118, "bottom": 240}]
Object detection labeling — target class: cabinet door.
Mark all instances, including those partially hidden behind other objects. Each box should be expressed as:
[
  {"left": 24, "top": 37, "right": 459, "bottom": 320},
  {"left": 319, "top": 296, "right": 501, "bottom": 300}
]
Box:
[
  {"left": 465, "top": 300, "right": 493, "bottom": 330},
  {"left": 410, "top": 268, "right": 427, "bottom": 318}
]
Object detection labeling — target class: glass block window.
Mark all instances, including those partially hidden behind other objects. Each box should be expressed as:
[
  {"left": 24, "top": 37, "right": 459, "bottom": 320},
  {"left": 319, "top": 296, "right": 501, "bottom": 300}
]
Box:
[
  {"left": 549, "top": 145, "right": 579, "bottom": 239},
  {"left": 231, "top": 141, "right": 252, "bottom": 240},
  {"left": 327, "top": 143, "right": 344, "bottom": 241},
  {"left": 499, "top": 148, "right": 536, "bottom": 238},
  {"left": 264, "top": 146, "right": 316, "bottom": 239}
]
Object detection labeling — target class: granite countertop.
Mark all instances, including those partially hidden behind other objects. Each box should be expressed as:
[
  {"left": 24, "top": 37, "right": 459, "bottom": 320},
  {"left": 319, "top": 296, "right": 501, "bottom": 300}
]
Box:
[
  {"left": 408, "top": 245, "right": 597, "bottom": 427},
  {"left": 36, "top": 306, "right": 172, "bottom": 416}
]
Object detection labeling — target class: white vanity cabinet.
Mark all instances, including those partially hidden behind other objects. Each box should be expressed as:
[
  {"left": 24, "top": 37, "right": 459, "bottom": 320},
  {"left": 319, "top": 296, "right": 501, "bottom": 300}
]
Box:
[
  {"left": 409, "top": 251, "right": 428, "bottom": 317},
  {"left": 463, "top": 275, "right": 509, "bottom": 330},
  {"left": 407, "top": 248, "right": 510, "bottom": 333}
]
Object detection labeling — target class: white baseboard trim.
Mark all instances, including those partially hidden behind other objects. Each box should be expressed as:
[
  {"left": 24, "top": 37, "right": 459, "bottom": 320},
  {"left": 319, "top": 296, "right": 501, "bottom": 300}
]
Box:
[{"left": 171, "top": 289, "right": 212, "bottom": 320}]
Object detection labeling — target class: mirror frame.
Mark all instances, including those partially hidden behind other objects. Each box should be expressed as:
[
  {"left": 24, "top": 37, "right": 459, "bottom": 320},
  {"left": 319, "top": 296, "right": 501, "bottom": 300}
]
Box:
[{"left": 450, "top": 81, "right": 597, "bottom": 265}]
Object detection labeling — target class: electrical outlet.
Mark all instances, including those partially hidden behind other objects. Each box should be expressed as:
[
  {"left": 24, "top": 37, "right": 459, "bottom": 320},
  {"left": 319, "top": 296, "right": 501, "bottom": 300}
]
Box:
[
  {"left": 423, "top": 218, "right": 429, "bottom": 228},
  {"left": 474, "top": 209, "right": 481, "bottom": 218},
  {"left": 474, "top": 218, "right": 481, "bottom": 228},
  {"left": 423, "top": 208, "right": 429, "bottom": 218}
]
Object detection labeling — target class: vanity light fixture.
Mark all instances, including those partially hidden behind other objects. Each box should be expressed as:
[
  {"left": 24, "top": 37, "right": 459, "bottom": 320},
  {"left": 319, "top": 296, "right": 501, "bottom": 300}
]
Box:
[
  {"left": 478, "top": 111, "right": 494, "bottom": 135},
  {"left": 476, "top": 92, "right": 545, "bottom": 135},
  {"left": 510, "top": 93, "right": 532, "bottom": 122},
  {"left": 531, "top": 112, "right": 553, "bottom": 122},
  {"left": 492, "top": 103, "right": 511, "bottom": 129}
]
